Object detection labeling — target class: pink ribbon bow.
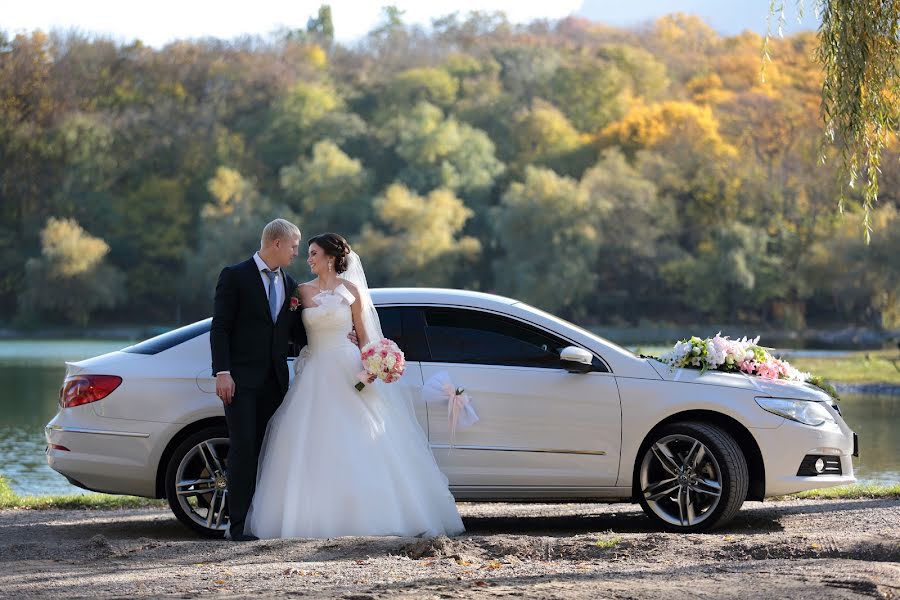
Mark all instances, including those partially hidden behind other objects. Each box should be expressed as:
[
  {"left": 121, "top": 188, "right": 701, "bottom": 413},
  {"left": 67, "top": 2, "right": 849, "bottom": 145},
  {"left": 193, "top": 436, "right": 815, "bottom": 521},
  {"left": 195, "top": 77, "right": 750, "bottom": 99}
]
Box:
[{"left": 444, "top": 382, "right": 471, "bottom": 447}]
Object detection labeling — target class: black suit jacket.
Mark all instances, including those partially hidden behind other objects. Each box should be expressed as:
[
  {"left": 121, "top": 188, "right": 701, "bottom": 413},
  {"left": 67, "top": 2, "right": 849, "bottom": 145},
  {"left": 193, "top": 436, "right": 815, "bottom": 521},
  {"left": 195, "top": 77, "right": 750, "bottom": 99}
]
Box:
[{"left": 210, "top": 257, "right": 307, "bottom": 392}]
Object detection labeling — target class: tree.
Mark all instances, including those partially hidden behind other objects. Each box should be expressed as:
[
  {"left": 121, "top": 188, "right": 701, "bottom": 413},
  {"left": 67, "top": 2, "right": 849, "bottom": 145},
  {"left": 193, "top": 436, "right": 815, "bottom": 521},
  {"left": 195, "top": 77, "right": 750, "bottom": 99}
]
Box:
[
  {"left": 579, "top": 149, "right": 679, "bottom": 321},
  {"left": 541, "top": 58, "right": 629, "bottom": 132},
  {"left": 280, "top": 140, "right": 372, "bottom": 236},
  {"left": 19, "top": 217, "right": 124, "bottom": 325},
  {"left": 257, "top": 82, "right": 366, "bottom": 173},
  {"left": 110, "top": 177, "right": 191, "bottom": 321},
  {"left": 385, "top": 102, "right": 504, "bottom": 202},
  {"left": 491, "top": 167, "right": 601, "bottom": 316},
  {"left": 660, "top": 222, "right": 782, "bottom": 322},
  {"left": 182, "top": 167, "right": 295, "bottom": 313},
  {"left": 509, "top": 99, "right": 591, "bottom": 178},
  {"left": 768, "top": 2, "right": 900, "bottom": 239},
  {"left": 306, "top": 5, "right": 335, "bottom": 48},
  {"left": 355, "top": 183, "right": 481, "bottom": 287},
  {"left": 800, "top": 204, "right": 900, "bottom": 328}
]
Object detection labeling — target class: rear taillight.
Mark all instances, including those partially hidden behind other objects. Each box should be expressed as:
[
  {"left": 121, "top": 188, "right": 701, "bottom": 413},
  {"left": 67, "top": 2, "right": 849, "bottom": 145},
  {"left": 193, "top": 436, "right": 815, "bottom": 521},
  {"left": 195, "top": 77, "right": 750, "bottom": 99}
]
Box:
[{"left": 59, "top": 375, "right": 122, "bottom": 408}]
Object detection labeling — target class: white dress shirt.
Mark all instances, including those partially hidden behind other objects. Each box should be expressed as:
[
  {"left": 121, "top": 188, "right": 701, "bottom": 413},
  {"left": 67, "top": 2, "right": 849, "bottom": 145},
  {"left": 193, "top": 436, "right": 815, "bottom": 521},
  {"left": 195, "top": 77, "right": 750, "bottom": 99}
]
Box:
[{"left": 253, "top": 252, "right": 285, "bottom": 316}]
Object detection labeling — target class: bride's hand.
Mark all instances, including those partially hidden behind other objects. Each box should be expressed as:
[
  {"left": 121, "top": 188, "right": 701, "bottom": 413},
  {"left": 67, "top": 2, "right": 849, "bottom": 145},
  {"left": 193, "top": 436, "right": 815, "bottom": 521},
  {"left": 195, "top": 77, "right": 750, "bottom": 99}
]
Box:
[
  {"left": 348, "top": 328, "right": 359, "bottom": 346},
  {"left": 366, "top": 373, "right": 377, "bottom": 383}
]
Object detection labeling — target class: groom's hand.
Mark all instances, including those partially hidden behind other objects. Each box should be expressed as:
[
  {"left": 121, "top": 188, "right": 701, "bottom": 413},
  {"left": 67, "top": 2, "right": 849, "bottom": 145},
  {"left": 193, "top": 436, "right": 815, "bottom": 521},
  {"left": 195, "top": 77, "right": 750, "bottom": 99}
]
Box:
[
  {"left": 348, "top": 328, "right": 359, "bottom": 346},
  {"left": 216, "top": 373, "right": 236, "bottom": 405}
]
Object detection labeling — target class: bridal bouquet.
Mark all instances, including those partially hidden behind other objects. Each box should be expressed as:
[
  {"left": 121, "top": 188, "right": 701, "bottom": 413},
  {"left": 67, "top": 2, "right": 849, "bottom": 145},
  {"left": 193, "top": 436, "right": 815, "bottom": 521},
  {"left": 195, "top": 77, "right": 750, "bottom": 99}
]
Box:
[
  {"left": 355, "top": 338, "right": 405, "bottom": 391},
  {"left": 656, "top": 333, "right": 837, "bottom": 398}
]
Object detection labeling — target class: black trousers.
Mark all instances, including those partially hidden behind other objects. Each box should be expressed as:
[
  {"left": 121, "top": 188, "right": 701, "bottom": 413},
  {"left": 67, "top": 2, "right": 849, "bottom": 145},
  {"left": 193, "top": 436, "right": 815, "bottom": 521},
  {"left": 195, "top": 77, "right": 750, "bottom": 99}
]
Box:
[{"left": 223, "top": 367, "right": 283, "bottom": 537}]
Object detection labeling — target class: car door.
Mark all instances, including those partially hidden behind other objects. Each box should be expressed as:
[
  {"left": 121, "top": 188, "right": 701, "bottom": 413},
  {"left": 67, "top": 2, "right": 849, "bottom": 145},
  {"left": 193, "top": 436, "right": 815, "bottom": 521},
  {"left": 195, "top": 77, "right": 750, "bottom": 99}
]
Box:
[{"left": 410, "top": 306, "right": 621, "bottom": 489}]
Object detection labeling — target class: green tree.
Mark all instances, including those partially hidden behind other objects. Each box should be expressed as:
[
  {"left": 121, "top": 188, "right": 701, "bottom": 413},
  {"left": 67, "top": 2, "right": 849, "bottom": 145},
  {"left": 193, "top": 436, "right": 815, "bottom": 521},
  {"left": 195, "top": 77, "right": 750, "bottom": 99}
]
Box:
[
  {"left": 110, "top": 177, "right": 190, "bottom": 321},
  {"left": 509, "top": 99, "right": 590, "bottom": 177},
  {"left": 183, "top": 167, "right": 295, "bottom": 311},
  {"left": 19, "top": 217, "right": 124, "bottom": 325},
  {"left": 280, "top": 140, "right": 372, "bottom": 236},
  {"left": 660, "top": 222, "right": 782, "bottom": 321},
  {"left": 801, "top": 205, "right": 900, "bottom": 327},
  {"left": 542, "top": 59, "right": 629, "bottom": 132},
  {"left": 579, "top": 149, "right": 679, "bottom": 321},
  {"left": 356, "top": 183, "right": 481, "bottom": 287},
  {"left": 257, "top": 82, "right": 365, "bottom": 173},
  {"left": 386, "top": 102, "right": 504, "bottom": 202},
  {"left": 384, "top": 67, "right": 459, "bottom": 110},
  {"left": 306, "top": 5, "right": 335, "bottom": 47},
  {"left": 491, "top": 167, "right": 601, "bottom": 316}
]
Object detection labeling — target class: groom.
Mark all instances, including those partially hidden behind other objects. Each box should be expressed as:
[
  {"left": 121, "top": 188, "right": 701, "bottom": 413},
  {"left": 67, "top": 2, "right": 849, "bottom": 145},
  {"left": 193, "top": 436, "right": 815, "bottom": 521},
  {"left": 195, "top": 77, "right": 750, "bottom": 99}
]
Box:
[{"left": 210, "top": 219, "right": 307, "bottom": 541}]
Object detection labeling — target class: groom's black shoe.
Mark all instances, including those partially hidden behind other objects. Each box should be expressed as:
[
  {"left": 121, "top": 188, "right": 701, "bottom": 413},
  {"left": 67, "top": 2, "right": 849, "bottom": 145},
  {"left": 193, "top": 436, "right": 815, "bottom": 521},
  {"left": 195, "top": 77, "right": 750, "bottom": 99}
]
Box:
[{"left": 232, "top": 533, "right": 259, "bottom": 542}]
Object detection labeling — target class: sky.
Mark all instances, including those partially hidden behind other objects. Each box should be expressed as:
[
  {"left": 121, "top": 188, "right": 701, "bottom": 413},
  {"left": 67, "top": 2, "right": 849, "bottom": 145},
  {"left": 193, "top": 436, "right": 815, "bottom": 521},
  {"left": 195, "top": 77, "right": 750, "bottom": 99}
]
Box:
[{"left": 1, "top": 0, "right": 819, "bottom": 47}]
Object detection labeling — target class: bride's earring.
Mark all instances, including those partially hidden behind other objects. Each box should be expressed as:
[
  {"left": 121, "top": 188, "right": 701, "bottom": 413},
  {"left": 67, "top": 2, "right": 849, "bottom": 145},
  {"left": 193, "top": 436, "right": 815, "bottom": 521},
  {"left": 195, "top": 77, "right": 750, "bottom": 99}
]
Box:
[{"left": 328, "top": 262, "right": 333, "bottom": 273}]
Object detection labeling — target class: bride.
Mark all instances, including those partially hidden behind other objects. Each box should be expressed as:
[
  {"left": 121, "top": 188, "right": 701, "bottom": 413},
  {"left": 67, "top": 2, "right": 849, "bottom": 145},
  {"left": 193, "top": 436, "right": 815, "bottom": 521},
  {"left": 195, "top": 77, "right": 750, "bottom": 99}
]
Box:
[{"left": 245, "top": 233, "right": 464, "bottom": 539}]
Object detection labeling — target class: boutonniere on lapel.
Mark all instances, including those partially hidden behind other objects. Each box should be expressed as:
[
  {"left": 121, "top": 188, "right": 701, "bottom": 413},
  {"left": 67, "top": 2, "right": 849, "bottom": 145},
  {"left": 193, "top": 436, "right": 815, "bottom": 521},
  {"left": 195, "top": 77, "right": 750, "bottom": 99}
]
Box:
[{"left": 288, "top": 285, "right": 302, "bottom": 311}]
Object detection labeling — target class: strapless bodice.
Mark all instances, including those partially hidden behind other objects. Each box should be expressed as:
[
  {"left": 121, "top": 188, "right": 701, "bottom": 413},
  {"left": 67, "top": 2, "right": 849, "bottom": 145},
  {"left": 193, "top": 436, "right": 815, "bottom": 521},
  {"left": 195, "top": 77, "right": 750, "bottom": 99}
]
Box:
[{"left": 301, "top": 284, "right": 355, "bottom": 352}]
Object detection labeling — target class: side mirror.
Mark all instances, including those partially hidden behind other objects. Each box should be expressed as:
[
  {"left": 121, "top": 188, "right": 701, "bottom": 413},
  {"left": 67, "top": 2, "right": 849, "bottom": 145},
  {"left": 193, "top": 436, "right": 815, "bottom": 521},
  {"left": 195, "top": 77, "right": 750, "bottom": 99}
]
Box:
[{"left": 560, "top": 346, "right": 594, "bottom": 373}]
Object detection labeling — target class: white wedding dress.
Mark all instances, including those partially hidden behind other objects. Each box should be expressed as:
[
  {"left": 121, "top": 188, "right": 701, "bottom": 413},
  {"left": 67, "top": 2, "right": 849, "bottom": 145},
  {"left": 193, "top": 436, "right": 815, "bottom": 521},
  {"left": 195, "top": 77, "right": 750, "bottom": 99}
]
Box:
[{"left": 246, "top": 283, "right": 464, "bottom": 539}]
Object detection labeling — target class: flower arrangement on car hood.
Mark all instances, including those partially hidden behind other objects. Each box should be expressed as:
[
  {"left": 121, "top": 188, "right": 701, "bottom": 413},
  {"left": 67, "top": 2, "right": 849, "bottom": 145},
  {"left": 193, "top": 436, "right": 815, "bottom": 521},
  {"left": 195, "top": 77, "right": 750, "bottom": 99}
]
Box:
[{"left": 657, "top": 333, "right": 838, "bottom": 399}]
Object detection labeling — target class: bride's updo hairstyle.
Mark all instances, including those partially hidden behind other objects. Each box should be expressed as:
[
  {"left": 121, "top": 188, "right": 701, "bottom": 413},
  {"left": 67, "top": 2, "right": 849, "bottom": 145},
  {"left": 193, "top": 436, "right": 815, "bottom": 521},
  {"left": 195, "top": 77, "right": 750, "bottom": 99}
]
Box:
[{"left": 308, "top": 233, "right": 352, "bottom": 274}]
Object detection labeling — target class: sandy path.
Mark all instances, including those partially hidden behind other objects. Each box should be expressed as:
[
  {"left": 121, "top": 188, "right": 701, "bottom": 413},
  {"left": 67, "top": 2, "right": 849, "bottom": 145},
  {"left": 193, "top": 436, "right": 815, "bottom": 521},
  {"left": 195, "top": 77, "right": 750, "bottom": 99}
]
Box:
[{"left": 0, "top": 498, "right": 897, "bottom": 598}]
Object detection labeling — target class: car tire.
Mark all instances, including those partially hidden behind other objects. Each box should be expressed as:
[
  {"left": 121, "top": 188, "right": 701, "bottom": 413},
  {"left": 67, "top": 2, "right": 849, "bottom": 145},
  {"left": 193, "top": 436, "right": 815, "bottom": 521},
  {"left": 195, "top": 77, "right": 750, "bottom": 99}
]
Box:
[
  {"left": 164, "top": 426, "right": 230, "bottom": 538},
  {"left": 636, "top": 421, "right": 748, "bottom": 533}
]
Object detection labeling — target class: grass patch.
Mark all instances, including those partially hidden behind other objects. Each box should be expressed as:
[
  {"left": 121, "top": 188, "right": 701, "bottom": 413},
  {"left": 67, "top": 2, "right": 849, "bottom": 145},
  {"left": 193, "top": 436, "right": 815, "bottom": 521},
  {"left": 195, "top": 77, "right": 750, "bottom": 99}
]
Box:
[
  {"left": 0, "top": 475, "right": 166, "bottom": 510},
  {"left": 592, "top": 537, "right": 622, "bottom": 549},
  {"left": 781, "top": 482, "right": 900, "bottom": 500},
  {"left": 780, "top": 349, "right": 900, "bottom": 386}
]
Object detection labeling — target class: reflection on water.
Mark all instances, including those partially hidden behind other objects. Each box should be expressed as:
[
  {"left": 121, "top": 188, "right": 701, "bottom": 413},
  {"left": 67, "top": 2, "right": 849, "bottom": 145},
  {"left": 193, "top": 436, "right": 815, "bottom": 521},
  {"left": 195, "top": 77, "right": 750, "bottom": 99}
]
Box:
[
  {"left": 0, "top": 341, "right": 897, "bottom": 496},
  {"left": 840, "top": 393, "right": 900, "bottom": 484},
  {"left": 0, "top": 340, "right": 126, "bottom": 496}
]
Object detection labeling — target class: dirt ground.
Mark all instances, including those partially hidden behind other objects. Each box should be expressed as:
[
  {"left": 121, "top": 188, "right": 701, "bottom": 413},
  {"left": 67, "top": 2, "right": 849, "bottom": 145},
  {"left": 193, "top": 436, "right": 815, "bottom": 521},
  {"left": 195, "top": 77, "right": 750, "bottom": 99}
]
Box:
[{"left": 0, "top": 498, "right": 898, "bottom": 599}]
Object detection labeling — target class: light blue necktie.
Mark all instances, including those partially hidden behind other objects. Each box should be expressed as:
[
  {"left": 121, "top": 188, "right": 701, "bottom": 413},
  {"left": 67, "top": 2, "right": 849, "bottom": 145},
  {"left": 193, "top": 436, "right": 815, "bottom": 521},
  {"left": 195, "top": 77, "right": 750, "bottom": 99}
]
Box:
[{"left": 263, "top": 269, "right": 279, "bottom": 322}]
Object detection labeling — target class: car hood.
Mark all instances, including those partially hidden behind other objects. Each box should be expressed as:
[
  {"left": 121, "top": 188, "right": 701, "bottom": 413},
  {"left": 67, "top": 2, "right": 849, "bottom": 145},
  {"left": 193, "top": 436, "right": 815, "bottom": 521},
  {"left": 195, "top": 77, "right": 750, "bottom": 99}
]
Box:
[{"left": 646, "top": 359, "right": 833, "bottom": 402}]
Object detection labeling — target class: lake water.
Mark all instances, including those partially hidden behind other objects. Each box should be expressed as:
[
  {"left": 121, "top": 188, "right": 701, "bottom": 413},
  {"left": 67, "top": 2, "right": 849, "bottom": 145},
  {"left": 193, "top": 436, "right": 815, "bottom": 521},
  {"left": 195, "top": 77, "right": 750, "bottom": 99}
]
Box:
[{"left": 0, "top": 340, "right": 897, "bottom": 496}]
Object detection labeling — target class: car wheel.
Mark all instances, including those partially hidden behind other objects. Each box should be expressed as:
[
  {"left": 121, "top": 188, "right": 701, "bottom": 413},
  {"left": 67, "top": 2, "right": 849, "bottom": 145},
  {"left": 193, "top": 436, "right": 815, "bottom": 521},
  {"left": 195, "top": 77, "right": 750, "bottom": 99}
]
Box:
[
  {"left": 164, "top": 426, "right": 230, "bottom": 538},
  {"left": 636, "top": 422, "right": 748, "bottom": 532}
]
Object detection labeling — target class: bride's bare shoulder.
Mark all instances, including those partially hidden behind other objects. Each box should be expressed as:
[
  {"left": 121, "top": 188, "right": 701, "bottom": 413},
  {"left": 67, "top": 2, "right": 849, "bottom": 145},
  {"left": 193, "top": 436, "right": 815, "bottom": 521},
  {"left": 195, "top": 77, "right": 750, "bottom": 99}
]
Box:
[
  {"left": 298, "top": 281, "right": 319, "bottom": 296},
  {"left": 337, "top": 278, "right": 360, "bottom": 298}
]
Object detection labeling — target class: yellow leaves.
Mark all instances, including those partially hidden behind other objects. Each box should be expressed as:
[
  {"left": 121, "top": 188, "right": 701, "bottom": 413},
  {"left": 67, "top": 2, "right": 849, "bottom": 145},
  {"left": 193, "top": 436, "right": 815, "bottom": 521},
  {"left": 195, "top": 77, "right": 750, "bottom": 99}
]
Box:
[
  {"left": 39, "top": 217, "right": 109, "bottom": 277},
  {"left": 600, "top": 101, "right": 738, "bottom": 160},
  {"left": 391, "top": 68, "right": 459, "bottom": 108},
  {"left": 368, "top": 184, "right": 478, "bottom": 269},
  {"left": 484, "top": 559, "right": 502, "bottom": 570},
  {"left": 302, "top": 44, "right": 328, "bottom": 69},
  {"left": 206, "top": 167, "right": 248, "bottom": 215},
  {"left": 356, "top": 183, "right": 481, "bottom": 285},
  {"left": 512, "top": 100, "right": 583, "bottom": 167}
]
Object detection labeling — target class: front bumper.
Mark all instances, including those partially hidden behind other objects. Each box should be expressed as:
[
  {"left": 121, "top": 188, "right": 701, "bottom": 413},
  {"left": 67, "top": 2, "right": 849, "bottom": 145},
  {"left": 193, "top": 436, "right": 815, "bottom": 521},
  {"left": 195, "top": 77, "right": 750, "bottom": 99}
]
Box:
[{"left": 753, "top": 415, "right": 857, "bottom": 496}]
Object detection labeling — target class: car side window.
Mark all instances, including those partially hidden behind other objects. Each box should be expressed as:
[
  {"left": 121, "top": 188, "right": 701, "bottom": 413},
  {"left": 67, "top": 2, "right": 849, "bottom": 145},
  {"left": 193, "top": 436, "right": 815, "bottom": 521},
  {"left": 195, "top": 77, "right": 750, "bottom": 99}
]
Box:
[
  {"left": 376, "top": 307, "right": 404, "bottom": 349},
  {"left": 422, "top": 308, "right": 570, "bottom": 368}
]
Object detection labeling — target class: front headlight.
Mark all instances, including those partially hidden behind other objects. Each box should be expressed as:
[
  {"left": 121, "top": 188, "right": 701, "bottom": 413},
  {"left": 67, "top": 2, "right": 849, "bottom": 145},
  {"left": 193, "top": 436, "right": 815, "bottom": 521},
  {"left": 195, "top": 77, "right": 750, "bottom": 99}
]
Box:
[{"left": 755, "top": 397, "right": 836, "bottom": 426}]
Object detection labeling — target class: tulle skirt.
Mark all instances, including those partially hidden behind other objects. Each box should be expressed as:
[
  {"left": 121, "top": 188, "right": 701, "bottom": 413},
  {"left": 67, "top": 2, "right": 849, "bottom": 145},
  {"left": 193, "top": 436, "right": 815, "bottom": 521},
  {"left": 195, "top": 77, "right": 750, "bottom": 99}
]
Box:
[{"left": 246, "top": 339, "right": 464, "bottom": 539}]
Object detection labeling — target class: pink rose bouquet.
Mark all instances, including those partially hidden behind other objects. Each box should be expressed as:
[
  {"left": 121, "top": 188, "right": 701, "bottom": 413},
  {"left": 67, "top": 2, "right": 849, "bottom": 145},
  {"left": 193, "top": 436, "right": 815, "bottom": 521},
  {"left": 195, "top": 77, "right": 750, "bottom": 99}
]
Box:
[{"left": 355, "top": 338, "right": 405, "bottom": 391}]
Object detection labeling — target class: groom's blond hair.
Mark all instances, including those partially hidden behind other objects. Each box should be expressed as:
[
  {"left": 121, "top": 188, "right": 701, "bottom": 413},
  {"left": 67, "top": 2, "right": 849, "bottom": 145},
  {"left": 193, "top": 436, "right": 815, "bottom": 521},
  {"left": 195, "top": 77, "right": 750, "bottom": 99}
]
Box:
[{"left": 261, "top": 219, "right": 301, "bottom": 247}]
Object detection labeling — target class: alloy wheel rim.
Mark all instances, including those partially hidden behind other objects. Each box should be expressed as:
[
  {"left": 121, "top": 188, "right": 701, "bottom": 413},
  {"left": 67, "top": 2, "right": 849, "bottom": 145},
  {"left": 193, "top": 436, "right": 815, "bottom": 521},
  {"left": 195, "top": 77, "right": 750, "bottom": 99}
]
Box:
[
  {"left": 640, "top": 433, "right": 723, "bottom": 527},
  {"left": 174, "top": 437, "right": 230, "bottom": 531}
]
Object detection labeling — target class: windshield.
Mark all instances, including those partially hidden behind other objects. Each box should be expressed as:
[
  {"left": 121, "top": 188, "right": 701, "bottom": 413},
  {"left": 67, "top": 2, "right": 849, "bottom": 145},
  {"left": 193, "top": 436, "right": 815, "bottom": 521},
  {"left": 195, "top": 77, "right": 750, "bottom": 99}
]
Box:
[{"left": 512, "top": 302, "right": 636, "bottom": 356}]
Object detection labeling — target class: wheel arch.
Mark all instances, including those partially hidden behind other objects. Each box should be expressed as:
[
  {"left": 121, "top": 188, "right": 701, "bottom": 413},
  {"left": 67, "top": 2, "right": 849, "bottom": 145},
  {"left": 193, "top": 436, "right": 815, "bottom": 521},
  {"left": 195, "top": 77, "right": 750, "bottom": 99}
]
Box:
[
  {"left": 631, "top": 410, "right": 765, "bottom": 502},
  {"left": 155, "top": 417, "right": 227, "bottom": 498}
]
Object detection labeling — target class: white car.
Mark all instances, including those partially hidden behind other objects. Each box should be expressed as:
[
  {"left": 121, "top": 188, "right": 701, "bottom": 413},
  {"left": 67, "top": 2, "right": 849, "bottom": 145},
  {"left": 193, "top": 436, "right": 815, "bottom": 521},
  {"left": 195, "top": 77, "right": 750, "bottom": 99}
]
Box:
[{"left": 45, "top": 288, "right": 858, "bottom": 535}]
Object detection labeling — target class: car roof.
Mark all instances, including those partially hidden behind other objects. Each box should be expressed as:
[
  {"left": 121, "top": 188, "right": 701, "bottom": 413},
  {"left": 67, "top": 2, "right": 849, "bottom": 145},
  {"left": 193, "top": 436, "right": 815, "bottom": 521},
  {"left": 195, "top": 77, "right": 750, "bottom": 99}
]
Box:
[{"left": 370, "top": 287, "right": 519, "bottom": 310}]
